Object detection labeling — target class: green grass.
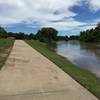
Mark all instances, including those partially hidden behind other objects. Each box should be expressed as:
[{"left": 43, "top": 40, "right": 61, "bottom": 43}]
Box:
[
  {"left": 0, "top": 38, "right": 15, "bottom": 69},
  {"left": 25, "top": 40, "right": 100, "bottom": 99}
]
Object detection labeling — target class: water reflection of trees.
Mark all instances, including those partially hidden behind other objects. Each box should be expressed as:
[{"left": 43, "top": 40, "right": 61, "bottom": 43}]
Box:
[
  {"left": 68, "top": 40, "right": 80, "bottom": 45},
  {"left": 46, "top": 42, "right": 57, "bottom": 52},
  {"left": 80, "top": 42, "right": 100, "bottom": 59},
  {"left": 47, "top": 40, "right": 100, "bottom": 60}
]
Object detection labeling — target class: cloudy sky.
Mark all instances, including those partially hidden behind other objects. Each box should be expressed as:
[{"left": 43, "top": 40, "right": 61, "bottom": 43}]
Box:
[{"left": 0, "top": 0, "right": 100, "bottom": 35}]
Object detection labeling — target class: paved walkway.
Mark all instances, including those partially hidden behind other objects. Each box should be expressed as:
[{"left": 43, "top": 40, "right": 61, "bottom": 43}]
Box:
[{"left": 0, "top": 40, "right": 98, "bottom": 100}]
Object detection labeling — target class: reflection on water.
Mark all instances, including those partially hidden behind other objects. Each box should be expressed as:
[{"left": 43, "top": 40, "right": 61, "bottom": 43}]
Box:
[{"left": 54, "top": 40, "right": 100, "bottom": 78}]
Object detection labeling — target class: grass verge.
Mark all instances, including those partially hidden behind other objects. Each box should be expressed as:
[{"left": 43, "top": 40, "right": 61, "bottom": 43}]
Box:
[
  {"left": 25, "top": 40, "right": 100, "bottom": 99},
  {"left": 0, "top": 38, "right": 15, "bottom": 69}
]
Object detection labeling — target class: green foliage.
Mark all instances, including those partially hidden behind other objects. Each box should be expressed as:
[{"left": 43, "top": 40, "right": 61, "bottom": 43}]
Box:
[
  {"left": 0, "top": 26, "right": 67, "bottom": 41},
  {"left": 25, "top": 40, "right": 100, "bottom": 99},
  {"left": 7, "top": 32, "right": 36, "bottom": 39},
  {"left": 28, "top": 33, "right": 36, "bottom": 40},
  {"left": 69, "top": 35, "right": 79, "bottom": 40},
  {"left": 0, "top": 26, "right": 36, "bottom": 39},
  {"left": 0, "top": 26, "right": 7, "bottom": 38},
  {"left": 36, "top": 27, "right": 58, "bottom": 43},
  {"left": 80, "top": 23, "right": 100, "bottom": 42},
  {"left": 56, "top": 35, "right": 68, "bottom": 41}
]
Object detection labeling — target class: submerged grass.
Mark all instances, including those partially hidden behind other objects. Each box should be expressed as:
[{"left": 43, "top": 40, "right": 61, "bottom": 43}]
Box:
[
  {"left": 0, "top": 38, "right": 15, "bottom": 69},
  {"left": 25, "top": 40, "right": 100, "bottom": 99}
]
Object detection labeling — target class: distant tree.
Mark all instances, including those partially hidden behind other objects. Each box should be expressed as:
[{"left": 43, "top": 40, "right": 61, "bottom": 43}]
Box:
[
  {"left": 97, "top": 22, "right": 100, "bottom": 29},
  {"left": 65, "top": 36, "right": 69, "bottom": 41},
  {"left": 80, "top": 23, "right": 100, "bottom": 42},
  {"left": 28, "top": 33, "right": 36, "bottom": 39},
  {"left": 35, "top": 30, "right": 41, "bottom": 40},
  {"left": 69, "top": 35, "right": 79, "bottom": 40},
  {"left": 0, "top": 26, "right": 7, "bottom": 38},
  {"left": 36, "top": 27, "right": 58, "bottom": 43},
  {"left": 15, "top": 32, "right": 25, "bottom": 39},
  {"left": 56, "top": 35, "right": 68, "bottom": 41}
]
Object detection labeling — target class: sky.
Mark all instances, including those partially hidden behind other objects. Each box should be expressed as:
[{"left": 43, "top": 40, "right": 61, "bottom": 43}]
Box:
[{"left": 0, "top": 0, "right": 100, "bottom": 36}]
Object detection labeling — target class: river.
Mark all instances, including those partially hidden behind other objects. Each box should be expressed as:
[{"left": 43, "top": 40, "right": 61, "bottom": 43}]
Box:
[{"left": 52, "top": 40, "right": 100, "bottom": 78}]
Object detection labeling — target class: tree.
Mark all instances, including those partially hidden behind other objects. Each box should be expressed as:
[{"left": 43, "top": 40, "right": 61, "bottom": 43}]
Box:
[
  {"left": 36, "top": 27, "right": 58, "bottom": 43},
  {"left": 97, "top": 22, "right": 100, "bottom": 29},
  {"left": 0, "top": 26, "right": 7, "bottom": 38},
  {"left": 28, "top": 33, "right": 36, "bottom": 39},
  {"left": 69, "top": 35, "right": 79, "bottom": 40},
  {"left": 56, "top": 35, "right": 68, "bottom": 41},
  {"left": 80, "top": 23, "right": 100, "bottom": 42}
]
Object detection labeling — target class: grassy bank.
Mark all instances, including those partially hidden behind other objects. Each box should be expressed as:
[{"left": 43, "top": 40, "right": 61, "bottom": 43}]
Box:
[
  {"left": 25, "top": 40, "right": 100, "bottom": 99},
  {"left": 0, "top": 38, "right": 15, "bottom": 69}
]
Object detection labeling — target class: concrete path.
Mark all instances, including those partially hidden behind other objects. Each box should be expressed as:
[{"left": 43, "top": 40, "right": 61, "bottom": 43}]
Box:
[{"left": 0, "top": 40, "right": 98, "bottom": 100}]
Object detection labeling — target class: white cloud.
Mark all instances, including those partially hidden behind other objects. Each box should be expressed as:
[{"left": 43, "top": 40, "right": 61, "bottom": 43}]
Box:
[
  {"left": 0, "top": 0, "right": 85, "bottom": 31},
  {"left": 2, "top": 0, "right": 99, "bottom": 32},
  {"left": 79, "top": 25, "right": 96, "bottom": 31},
  {"left": 87, "top": 0, "right": 100, "bottom": 12},
  {"left": 41, "top": 18, "right": 86, "bottom": 31}
]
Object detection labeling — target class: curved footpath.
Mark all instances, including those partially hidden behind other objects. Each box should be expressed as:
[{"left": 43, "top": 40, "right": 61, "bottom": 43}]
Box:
[{"left": 0, "top": 40, "right": 98, "bottom": 100}]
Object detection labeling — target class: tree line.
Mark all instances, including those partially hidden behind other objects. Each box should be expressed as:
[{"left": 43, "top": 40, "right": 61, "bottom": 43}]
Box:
[
  {"left": 0, "top": 26, "right": 36, "bottom": 40},
  {"left": 66, "top": 23, "right": 100, "bottom": 42},
  {"left": 0, "top": 22, "right": 100, "bottom": 43},
  {"left": 0, "top": 26, "right": 68, "bottom": 43},
  {"left": 80, "top": 23, "right": 100, "bottom": 42}
]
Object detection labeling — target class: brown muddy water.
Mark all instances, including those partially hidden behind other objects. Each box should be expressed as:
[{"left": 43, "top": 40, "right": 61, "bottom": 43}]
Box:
[{"left": 52, "top": 40, "right": 100, "bottom": 78}]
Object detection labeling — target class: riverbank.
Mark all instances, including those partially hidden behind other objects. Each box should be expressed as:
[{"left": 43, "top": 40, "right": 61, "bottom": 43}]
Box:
[
  {"left": 25, "top": 40, "right": 100, "bottom": 99},
  {"left": 0, "top": 40, "right": 98, "bottom": 100},
  {"left": 0, "top": 38, "right": 14, "bottom": 69},
  {"left": 52, "top": 40, "right": 100, "bottom": 78}
]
